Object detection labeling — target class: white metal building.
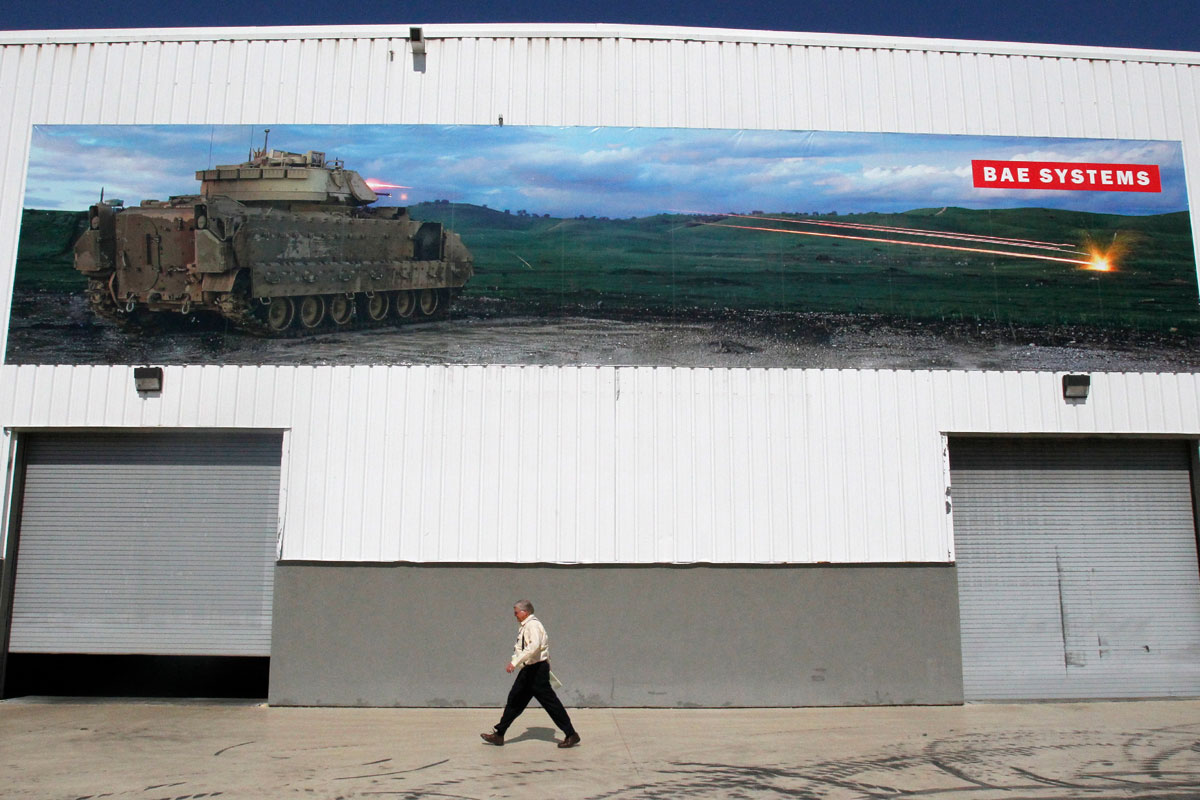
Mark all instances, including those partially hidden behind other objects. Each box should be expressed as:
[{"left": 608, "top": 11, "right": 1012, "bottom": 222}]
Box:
[{"left": 0, "top": 23, "right": 1198, "bottom": 706}]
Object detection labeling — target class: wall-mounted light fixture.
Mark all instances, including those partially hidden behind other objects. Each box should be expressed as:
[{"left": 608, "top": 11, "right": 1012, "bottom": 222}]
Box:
[
  {"left": 134, "top": 366, "right": 164, "bottom": 394},
  {"left": 410, "top": 27, "right": 426, "bottom": 56},
  {"left": 1062, "top": 373, "right": 1090, "bottom": 401}
]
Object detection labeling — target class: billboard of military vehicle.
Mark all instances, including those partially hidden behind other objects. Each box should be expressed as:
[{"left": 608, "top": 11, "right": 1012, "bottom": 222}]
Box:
[
  {"left": 72, "top": 143, "right": 473, "bottom": 335},
  {"left": 8, "top": 124, "right": 1198, "bottom": 370}
]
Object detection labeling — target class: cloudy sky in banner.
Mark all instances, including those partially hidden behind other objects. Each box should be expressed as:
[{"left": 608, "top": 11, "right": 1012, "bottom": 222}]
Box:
[{"left": 25, "top": 124, "right": 1188, "bottom": 217}]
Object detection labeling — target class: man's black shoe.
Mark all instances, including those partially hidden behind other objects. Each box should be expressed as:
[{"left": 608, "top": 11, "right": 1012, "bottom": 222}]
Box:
[
  {"left": 558, "top": 732, "right": 581, "bottom": 748},
  {"left": 480, "top": 731, "right": 504, "bottom": 746}
]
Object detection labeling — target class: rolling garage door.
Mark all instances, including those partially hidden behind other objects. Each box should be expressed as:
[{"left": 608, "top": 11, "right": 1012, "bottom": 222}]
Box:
[
  {"left": 950, "top": 437, "right": 1200, "bottom": 700},
  {"left": 8, "top": 431, "right": 283, "bottom": 656}
]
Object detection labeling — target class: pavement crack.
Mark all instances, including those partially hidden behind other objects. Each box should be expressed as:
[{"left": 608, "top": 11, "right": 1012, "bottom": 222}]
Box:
[
  {"left": 213, "top": 741, "right": 254, "bottom": 757},
  {"left": 609, "top": 710, "right": 644, "bottom": 782},
  {"left": 1010, "top": 765, "right": 1087, "bottom": 788},
  {"left": 928, "top": 758, "right": 997, "bottom": 789},
  {"left": 336, "top": 759, "right": 449, "bottom": 781}
]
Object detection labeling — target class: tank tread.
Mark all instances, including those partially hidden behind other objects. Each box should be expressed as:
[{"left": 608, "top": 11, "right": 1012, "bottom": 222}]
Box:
[{"left": 216, "top": 289, "right": 454, "bottom": 338}]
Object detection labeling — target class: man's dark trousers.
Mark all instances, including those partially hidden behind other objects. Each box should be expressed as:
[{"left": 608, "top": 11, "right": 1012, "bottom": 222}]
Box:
[{"left": 495, "top": 661, "right": 576, "bottom": 736}]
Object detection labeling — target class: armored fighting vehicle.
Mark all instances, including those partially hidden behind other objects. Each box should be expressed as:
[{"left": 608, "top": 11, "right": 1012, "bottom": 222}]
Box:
[{"left": 74, "top": 146, "right": 473, "bottom": 335}]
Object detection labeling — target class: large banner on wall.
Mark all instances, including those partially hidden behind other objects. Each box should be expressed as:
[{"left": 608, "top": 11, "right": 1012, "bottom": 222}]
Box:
[{"left": 8, "top": 125, "right": 1196, "bottom": 369}]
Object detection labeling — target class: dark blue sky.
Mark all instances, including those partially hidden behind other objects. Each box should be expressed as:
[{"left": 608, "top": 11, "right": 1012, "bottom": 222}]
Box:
[{"left": 0, "top": 0, "right": 1195, "bottom": 53}]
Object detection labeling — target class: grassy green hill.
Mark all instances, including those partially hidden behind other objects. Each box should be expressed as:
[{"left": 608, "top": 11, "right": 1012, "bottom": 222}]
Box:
[
  {"left": 410, "top": 203, "right": 1199, "bottom": 332},
  {"left": 16, "top": 203, "right": 1200, "bottom": 333},
  {"left": 14, "top": 209, "right": 88, "bottom": 291}
]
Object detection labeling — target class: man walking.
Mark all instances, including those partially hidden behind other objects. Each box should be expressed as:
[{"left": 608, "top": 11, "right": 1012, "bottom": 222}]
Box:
[{"left": 481, "top": 600, "right": 581, "bottom": 748}]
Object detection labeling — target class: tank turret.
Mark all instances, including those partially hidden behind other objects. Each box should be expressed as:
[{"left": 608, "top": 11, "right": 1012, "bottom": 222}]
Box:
[
  {"left": 195, "top": 149, "right": 379, "bottom": 208},
  {"left": 74, "top": 144, "right": 473, "bottom": 335}
]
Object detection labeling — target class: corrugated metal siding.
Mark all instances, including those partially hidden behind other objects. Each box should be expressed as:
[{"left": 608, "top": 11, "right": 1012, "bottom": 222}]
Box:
[
  {"left": 1, "top": 365, "right": 1199, "bottom": 563},
  {"left": 0, "top": 26, "right": 1198, "bottom": 564},
  {"left": 951, "top": 438, "right": 1200, "bottom": 699},
  {"left": 9, "top": 430, "right": 282, "bottom": 655}
]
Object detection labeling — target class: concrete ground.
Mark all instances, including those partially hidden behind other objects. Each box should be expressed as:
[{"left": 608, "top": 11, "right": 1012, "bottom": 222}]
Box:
[{"left": 1, "top": 699, "right": 1198, "bottom": 799}]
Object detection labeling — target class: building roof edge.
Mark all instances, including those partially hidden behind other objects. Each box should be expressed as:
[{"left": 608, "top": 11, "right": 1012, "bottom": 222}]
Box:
[{"left": 0, "top": 22, "right": 1197, "bottom": 66}]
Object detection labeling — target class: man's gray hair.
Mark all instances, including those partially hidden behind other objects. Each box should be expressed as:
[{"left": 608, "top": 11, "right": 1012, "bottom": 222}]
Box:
[{"left": 515, "top": 599, "right": 535, "bottom": 614}]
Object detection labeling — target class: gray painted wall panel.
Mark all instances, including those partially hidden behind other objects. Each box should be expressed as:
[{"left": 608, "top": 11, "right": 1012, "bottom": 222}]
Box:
[{"left": 268, "top": 563, "right": 963, "bottom": 707}]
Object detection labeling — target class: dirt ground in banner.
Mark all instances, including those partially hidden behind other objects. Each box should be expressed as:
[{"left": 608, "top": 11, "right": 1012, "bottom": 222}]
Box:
[
  {"left": 7, "top": 290, "right": 1200, "bottom": 372},
  {"left": 1, "top": 699, "right": 1199, "bottom": 799}
]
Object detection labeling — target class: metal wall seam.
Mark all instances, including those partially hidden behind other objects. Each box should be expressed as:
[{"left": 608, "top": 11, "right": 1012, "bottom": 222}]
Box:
[
  {"left": 569, "top": 366, "right": 596, "bottom": 563},
  {"left": 505, "top": 366, "right": 531, "bottom": 561},
  {"left": 1143, "top": 371, "right": 1169, "bottom": 431},
  {"left": 1105, "top": 372, "right": 1135, "bottom": 432},
  {"left": 612, "top": 366, "right": 639, "bottom": 560},
  {"left": 895, "top": 372, "right": 921, "bottom": 561},
  {"left": 798, "top": 369, "right": 826, "bottom": 560},
  {"left": 131, "top": 41, "right": 158, "bottom": 122},
  {"left": 355, "top": 367, "right": 384, "bottom": 561},
  {"left": 1010, "top": 56, "right": 1041, "bottom": 135},
  {"left": 568, "top": 367, "right": 589, "bottom": 563},
  {"left": 875, "top": 370, "right": 903, "bottom": 562},
  {"left": 698, "top": 368, "right": 725, "bottom": 562},
  {"left": 462, "top": 365, "right": 490, "bottom": 563},
  {"left": 519, "top": 366, "right": 544, "bottom": 560},
  {"left": 228, "top": 40, "right": 258, "bottom": 122},
  {"left": 26, "top": 45, "right": 55, "bottom": 126},
  {"left": 479, "top": 36, "right": 502, "bottom": 127},
  {"left": 320, "top": 365, "right": 352, "bottom": 560},
  {"left": 1130, "top": 372, "right": 1154, "bottom": 432},
  {"left": 676, "top": 39, "right": 699, "bottom": 128},
  {"left": 101, "top": 41, "right": 127, "bottom": 122},
  {"left": 875, "top": 370, "right": 904, "bottom": 560},
  {"left": 1104, "top": 60, "right": 1132, "bottom": 137},
  {"left": 668, "top": 367, "right": 688, "bottom": 562},
  {"left": 349, "top": 366, "right": 379, "bottom": 560},
  {"left": 988, "top": 53, "right": 1014, "bottom": 135},
  {"left": 671, "top": 368, "right": 696, "bottom": 563},
  {"left": 256, "top": 365, "right": 284, "bottom": 429},
  {"left": 437, "top": 365, "right": 463, "bottom": 562},
  {"left": 1176, "top": 372, "right": 1200, "bottom": 428},
  {"left": 1016, "top": 371, "right": 1046, "bottom": 432},
  {"left": 1034, "top": 56, "right": 1062, "bottom": 137},
  {"left": 866, "top": 370, "right": 895, "bottom": 560},
  {"left": 764, "top": 369, "right": 791, "bottom": 562},
  {"left": 331, "top": 364, "right": 362, "bottom": 561},
  {"left": 1160, "top": 372, "right": 1187, "bottom": 430},
  {"left": 1129, "top": 61, "right": 1158, "bottom": 138},
  {"left": 174, "top": 41, "right": 202, "bottom": 123},
  {"left": 482, "top": 366, "right": 509, "bottom": 561},
  {"left": 723, "top": 368, "right": 750, "bottom": 561}
]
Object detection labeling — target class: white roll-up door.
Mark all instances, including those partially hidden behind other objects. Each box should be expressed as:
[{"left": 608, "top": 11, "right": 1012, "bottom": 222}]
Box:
[
  {"left": 8, "top": 431, "right": 283, "bottom": 656},
  {"left": 950, "top": 437, "right": 1200, "bottom": 700}
]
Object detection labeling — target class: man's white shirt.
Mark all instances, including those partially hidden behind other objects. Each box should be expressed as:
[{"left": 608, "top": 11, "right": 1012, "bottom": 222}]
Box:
[{"left": 511, "top": 614, "right": 550, "bottom": 668}]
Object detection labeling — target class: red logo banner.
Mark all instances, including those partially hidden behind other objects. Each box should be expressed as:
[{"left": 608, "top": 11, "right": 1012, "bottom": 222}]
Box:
[{"left": 972, "top": 160, "right": 1161, "bottom": 192}]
